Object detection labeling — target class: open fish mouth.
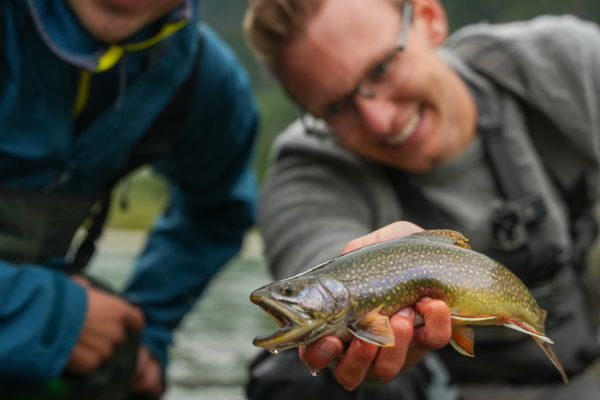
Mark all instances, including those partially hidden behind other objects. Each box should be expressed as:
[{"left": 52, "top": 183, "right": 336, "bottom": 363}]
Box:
[{"left": 251, "top": 295, "right": 322, "bottom": 351}]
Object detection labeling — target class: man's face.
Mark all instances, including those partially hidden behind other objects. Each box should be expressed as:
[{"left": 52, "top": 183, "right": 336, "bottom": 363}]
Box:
[
  {"left": 277, "top": 0, "right": 476, "bottom": 173},
  {"left": 66, "top": 0, "right": 184, "bottom": 43}
]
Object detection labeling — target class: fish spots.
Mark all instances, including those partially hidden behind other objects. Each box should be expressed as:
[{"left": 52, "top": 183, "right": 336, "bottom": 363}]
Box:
[
  {"left": 313, "top": 234, "right": 544, "bottom": 335},
  {"left": 251, "top": 231, "right": 551, "bottom": 354}
]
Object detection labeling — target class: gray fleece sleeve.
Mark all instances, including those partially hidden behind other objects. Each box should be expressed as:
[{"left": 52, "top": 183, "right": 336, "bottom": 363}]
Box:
[{"left": 258, "top": 123, "right": 402, "bottom": 280}]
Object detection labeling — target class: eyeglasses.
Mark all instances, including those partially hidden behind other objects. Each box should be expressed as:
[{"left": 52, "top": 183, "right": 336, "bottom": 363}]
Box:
[{"left": 300, "top": 0, "right": 413, "bottom": 137}]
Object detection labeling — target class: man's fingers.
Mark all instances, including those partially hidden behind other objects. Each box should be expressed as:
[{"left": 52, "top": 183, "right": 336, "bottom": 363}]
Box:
[
  {"left": 123, "top": 305, "right": 145, "bottom": 331},
  {"left": 341, "top": 221, "right": 423, "bottom": 254},
  {"left": 71, "top": 275, "right": 91, "bottom": 287},
  {"left": 132, "top": 347, "right": 165, "bottom": 395},
  {"left": 300, "top": 336, "right": 343, "bottom": 370},
  {"left": 333, "top": 338, "right": 378, "bottom": 391},
  {"left": 414, "top": 298, "right": 452, "bottom": 349},
  {"left": 371, "top": 307, "right": 414, "bottom": 381},
  {"left": 77, "top": 328, "right": 118, "bottom": 359},
  {"left": 67, "top": 345, "right": 105, "bottom": 374},
  {"left": 67, "top": 286, "right": 145, "bottom": 377}
]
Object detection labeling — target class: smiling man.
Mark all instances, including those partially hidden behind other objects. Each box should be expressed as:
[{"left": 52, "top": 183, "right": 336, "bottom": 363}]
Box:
[
  {"left": 244, "top": 0, "right": 600, "bottom": 399},
  {"left": 0, "top": 0, "right": 257, "bottom": 398}
]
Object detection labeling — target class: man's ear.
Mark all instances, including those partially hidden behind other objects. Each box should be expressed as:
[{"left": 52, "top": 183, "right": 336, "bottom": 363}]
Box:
[{"left": 411, "top": 0, "right": 448, "bottom": 46}]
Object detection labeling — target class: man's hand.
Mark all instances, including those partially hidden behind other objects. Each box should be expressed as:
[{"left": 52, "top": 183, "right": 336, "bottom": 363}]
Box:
[
  {"left": 132, "top": 347, "right": 165, "bottom": 396},
  {"left": 299, "top": 221, "right": 453, "bottom": 391},
  {"left": 67, "top": 278, "right": 145, "bottom": 374}
]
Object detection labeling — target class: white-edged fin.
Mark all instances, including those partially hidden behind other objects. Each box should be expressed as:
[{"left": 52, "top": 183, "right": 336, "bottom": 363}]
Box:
[
  {"left": 532, "top": 336, "right": 569, "bottom": 384},
  {"left": 348, "top": 306, "right": 395, "bottom": 347},
  {"left": 451, "top": 315, "right": 497, "bottom": 323},
  {"left": 449, "top": 325, "right": 475, "bottom": 357},
  {"left": 502, "top": 322, "right": 553, "bottom": 343}
]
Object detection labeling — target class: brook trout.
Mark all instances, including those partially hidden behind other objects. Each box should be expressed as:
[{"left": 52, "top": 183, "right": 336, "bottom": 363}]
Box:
[{"left": 250, "top": 230, "right": 568, "bottom": 383}]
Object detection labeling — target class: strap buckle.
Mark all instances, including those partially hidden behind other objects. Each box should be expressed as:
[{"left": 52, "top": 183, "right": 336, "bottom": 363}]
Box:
[{"left": 491, "top": 194, "right": 547, "bottom": 251}]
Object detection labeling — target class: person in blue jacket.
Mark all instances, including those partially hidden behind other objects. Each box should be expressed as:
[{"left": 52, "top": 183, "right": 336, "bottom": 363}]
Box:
[{"left": 0, "top": 0, "right": 257, "bottom": 398}]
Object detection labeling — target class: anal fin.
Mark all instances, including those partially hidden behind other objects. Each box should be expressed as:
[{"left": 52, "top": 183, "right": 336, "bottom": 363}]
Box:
[{"left": 502, "top": 321, "right": 552, "bottom": 343}]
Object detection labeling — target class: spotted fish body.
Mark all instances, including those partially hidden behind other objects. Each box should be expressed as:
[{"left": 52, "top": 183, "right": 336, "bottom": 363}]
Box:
[
  {"left": 250, "top": 230, "right": 568, "bottom": 383},
  {"left": 327, "top": 232, "right": 544, "bottom": 331}
]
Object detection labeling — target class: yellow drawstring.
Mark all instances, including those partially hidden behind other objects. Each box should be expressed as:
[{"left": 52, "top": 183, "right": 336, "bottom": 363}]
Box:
[
  {"left": 124, "top": 19, "right": 189, "bottom": 52},
  {"left": 96, "top": 19, "right": 189, "bottom": 72},
  {"left": 96, "top": 45, "right": 126, "bottom": 73},
  {"left": 72, "top": 19, "right": 189, "bottom": 115},
  {"left": 73, "top": 69, "right": 92, "bottom": 116}
]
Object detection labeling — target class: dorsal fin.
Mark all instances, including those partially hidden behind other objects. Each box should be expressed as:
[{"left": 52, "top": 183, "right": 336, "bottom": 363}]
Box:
[{"left": 410, "top": 230, "right": 471, "bottom": 249}]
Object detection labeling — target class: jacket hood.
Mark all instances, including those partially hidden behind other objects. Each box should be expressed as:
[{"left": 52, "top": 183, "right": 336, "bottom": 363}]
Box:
[{"left": 26, "top": 0, "right": 197, "bottom": 71}]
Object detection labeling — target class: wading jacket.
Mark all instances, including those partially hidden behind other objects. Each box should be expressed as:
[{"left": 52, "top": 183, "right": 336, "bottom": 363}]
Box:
[{"left": 0, "top": 0, "right": 257, "bottom": 382}]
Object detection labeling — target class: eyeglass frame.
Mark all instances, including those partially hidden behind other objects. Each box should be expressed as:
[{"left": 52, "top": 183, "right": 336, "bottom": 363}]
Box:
[{"left": 299, "top": 0, "right": 413, "bottom": 138}]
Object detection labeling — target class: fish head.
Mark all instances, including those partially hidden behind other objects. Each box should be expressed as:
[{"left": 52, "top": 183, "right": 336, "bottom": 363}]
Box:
[{"left": 250, "top": 274, "right": 349, "bottom": 352}]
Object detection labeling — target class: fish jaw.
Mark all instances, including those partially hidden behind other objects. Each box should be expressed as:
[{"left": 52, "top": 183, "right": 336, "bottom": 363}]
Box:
[
  {"left": 250, "top": 275, "right": 350, "bottom": 352},
  {"left": 251, "top": 295, "right": 328, "bottom": 351}
]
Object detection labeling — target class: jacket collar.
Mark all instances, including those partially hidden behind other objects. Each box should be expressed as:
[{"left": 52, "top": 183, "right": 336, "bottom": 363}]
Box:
[{"left": 27, "top": 0, "right": 194, "bottom": 72}]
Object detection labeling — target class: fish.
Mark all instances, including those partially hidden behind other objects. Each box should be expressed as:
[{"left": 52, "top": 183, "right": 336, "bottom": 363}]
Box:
[{"left": 250, "top": 229, "right": 568, "bottom": 383}]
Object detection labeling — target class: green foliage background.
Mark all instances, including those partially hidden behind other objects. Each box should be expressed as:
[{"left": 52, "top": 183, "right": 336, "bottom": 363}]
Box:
[{"left": 108, "top": 0, "right": 600, "bottom": 229}]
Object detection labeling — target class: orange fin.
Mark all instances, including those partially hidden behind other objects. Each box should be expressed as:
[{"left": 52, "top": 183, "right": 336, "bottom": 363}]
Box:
[
  {"left": 502, "top": 320, "right": 552, "bottom": 343},
  {"left": 349, "top": 306, "right": 395, "bottom": 347},
  {"left": 412, "top": 230, "right": 471, "bottom": 249},
  {"left": 449, "top": 325, "right": 475, "bottom": 357},
  {"left": 532, "top": 336, "right": 569, "bottom": 384}
]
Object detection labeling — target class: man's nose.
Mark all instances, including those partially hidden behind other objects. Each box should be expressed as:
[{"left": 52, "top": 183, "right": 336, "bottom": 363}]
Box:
[{"left": 354, "top": 96, "right": 396, "bottom": 136}]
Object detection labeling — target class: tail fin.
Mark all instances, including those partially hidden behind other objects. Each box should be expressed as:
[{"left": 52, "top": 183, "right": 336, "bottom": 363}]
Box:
[{"left": 532, "top": 336, "right": 569, "bottom": 384}]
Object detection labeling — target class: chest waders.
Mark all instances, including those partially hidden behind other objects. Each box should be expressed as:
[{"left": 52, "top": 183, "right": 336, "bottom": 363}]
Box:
[
  {"left": 0, "top": 31, "right": 203, "bottom": 399},
  {"left": 386, "top": 50, "right": 600, "bottom": 384}
]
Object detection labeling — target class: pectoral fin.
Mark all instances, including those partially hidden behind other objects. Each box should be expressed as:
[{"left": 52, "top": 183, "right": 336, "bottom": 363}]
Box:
[
  {"left": 449, "top": 325, "right": 475, "bottom": 357},
  {"left": 412, "top": 230, "right": 471, "bottom": 249},
  {"left": 348, "top": 306, "right": 395, "bottom": 347}
]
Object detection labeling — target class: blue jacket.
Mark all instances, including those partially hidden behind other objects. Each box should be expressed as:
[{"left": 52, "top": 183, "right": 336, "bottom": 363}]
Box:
[{"left": 0, "top": 0, "right": 257, "bottom": 382}]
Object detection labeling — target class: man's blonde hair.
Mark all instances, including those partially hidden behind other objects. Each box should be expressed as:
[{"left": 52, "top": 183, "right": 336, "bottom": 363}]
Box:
[
  {"left": 244, "top": 0, "right": 405, "bottom": 69},
  {"left": 244, "top": 0, "right": 324, "bottom": 69}
]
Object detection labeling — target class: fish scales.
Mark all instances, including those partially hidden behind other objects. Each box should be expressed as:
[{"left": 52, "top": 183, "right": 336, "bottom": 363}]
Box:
[
  {"left": 325, "top": 239, "right": 540, "bottom": 328},
  {"left": 250, "top": 230, "right": 568, "bottom": 383}
]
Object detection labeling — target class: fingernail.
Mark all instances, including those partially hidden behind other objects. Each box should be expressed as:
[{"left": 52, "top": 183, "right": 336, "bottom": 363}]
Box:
[
  {"left": 317, "top": 340, "right": 338, "bottom": 360},
  {"left": 396, "top": 307, "right": 414, "bottom": 318},
  {"left": 419, "top": 296, "right": 432, "bottom": 303},
  {"left": 414, "top": 313, "right": 425, "bottom": 327}
]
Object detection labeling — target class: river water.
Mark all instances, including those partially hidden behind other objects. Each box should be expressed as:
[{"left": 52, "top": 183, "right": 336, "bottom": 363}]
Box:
[{"left": 87, "top": 229, "right": 274, "bottom": 400}]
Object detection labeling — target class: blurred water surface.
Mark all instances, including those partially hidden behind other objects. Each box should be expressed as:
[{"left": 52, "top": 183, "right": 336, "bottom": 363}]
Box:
[
  {"left": 87, "top": 230, "right": 274, "bottom": 400},
  {"left": 86, "top": 229, "right": 600, "bottom": 399}
]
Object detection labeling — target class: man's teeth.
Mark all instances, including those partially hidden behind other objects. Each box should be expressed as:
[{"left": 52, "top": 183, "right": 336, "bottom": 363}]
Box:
[{"left": 387, "top": 113, "right": 420, "bottom": 146}]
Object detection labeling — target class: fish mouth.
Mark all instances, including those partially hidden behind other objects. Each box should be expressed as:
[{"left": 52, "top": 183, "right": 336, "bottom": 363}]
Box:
[{"left": 251, "top": 295, "right": 324, "bottom": 352}]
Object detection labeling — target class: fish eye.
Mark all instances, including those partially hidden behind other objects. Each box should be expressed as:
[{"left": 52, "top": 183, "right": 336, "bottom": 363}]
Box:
[{"left": 280, "top": 284, "right": 296, "bottom": 297}]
